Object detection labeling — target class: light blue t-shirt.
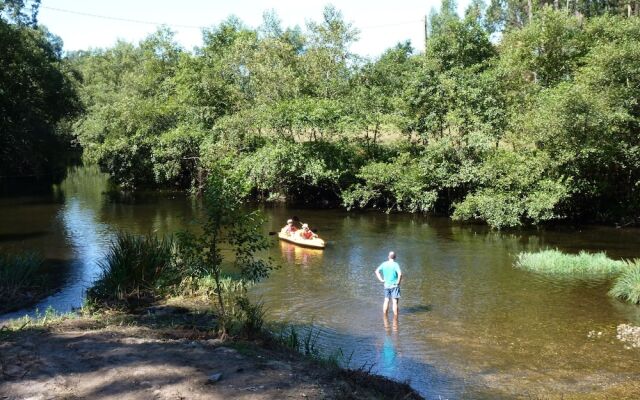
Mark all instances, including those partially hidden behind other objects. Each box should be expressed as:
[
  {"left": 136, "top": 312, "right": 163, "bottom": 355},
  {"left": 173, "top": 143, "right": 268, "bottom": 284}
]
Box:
[{"left": 376, "top": 260, "right": 401, "bottom": 288}]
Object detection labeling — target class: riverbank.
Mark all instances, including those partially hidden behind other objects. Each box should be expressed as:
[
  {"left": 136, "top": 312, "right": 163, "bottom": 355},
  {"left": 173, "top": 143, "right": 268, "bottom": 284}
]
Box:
[{"left": 0, "top": 304, "right": 422, "bottom": 400}]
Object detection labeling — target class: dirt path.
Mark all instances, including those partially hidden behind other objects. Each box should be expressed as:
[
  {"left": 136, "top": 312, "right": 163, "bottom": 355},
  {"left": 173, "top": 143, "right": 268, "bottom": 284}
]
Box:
[{"left": 0, "top": 322, "right": 420, "bottom": 400}]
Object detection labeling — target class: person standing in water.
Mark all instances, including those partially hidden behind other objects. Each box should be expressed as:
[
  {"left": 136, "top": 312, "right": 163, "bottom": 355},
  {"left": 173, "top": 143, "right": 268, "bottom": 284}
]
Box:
[{"left": 375, "top": 251, "right": 402, "bottom": 318}]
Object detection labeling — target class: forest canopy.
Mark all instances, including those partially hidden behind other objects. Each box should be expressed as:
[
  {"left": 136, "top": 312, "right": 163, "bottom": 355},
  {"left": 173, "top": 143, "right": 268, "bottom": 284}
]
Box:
[
  {"left": 0, "top": 0, "right": 80, "bottom": 178},
  {"left": 4, "top": 0, "right": 640, "bottom": 228}
]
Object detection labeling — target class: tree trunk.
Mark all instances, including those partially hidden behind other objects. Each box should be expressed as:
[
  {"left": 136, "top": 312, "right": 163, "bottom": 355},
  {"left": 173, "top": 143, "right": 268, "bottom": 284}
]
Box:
[
  {"left": 373, "top": 123, "right": 379, "bottom": 145},
  {"left": 554, "top": 0, "right": 559, "bottom": 10},
  {"left": 424, "top": 15, "right": 428, "bottom": 53},
  {"left": 528, "top": 0, "right": 533, "bottom": 23}
]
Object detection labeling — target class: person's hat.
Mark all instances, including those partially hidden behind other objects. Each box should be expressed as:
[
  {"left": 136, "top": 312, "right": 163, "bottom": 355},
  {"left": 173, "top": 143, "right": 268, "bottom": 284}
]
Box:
[
  {"left": 287, "top": 219, "right": 293, "bottom": 224},
  {"left": 302, "top": 223, "right": 309, "bottom": 229}
]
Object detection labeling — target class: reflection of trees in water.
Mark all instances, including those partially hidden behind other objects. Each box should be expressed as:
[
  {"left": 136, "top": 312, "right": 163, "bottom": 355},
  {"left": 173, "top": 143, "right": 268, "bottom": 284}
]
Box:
[
  {"left": 53, "top": 165, "right": 110, "bottom": 208},
  {"left": 54, "top": 166, "right": 200, "bottom": 237}
]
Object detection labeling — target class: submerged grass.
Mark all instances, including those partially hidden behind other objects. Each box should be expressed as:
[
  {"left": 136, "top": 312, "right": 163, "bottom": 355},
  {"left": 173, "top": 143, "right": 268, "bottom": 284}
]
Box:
[
  {"left": 514, "top": 249, "right": 626, "bottom": 277},
  {"left": 609, "top": 260, "right": 640, "bottom": 304}
]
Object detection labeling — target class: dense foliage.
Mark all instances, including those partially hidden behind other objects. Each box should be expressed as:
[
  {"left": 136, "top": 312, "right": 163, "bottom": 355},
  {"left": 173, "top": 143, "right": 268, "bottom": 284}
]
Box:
[
  {"left": 10, "top": 0, "right": 638, "bottom": 228},
  {"left": 0, "top": 0, "right": 80, "bottom": 178}
]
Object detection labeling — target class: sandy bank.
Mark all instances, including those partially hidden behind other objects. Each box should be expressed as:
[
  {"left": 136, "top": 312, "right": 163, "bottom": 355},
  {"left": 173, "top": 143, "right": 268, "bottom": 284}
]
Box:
[{"left": 0, "top": 313, "right": 422, "bottom": 400}]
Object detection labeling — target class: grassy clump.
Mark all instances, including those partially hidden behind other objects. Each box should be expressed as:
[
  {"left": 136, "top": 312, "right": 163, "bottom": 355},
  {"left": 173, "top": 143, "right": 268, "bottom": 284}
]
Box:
[
  {"left": 515, "top": 249, "right": 640, "bottom": 305},
  {"left": 0, "top": 251, "right": 46, "bottom": 313},
  {"left": 0, "top": 251, "right": 43, "bottom": 295},
  {"left": 609, "top": 261, "right": 640, "bottom": 305},
  {"left": 514, "top": 249, "right": 626, "bottom": 277},
  {"left": 86, "top": 232, "right": 176, "bottom": 308}
]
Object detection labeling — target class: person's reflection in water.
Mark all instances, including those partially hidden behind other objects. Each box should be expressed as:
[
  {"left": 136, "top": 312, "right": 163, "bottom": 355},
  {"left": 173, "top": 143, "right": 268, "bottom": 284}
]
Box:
[
  {"left": 279, "top": 241, "right": 323, "bottom": 268},
  {"left": 280, "top": 241, "right": 296, "bottom": 264},
  {"left": 380, "top": 316, "right": 399, "bottom": 375}
]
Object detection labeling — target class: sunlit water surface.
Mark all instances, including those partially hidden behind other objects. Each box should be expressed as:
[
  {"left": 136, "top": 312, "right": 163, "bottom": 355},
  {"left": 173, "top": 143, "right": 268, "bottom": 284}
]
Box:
[{"left": 1, "top": 167, "right": 639, "bottom": 399}]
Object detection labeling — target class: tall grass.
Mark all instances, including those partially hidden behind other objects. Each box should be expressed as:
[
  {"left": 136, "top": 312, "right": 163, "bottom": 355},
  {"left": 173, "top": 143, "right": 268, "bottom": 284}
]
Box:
[
  {"left": 514, "top": 249, "right": 626, "bottom": 277},
  {"left": 87, "top": 233, "right": 175, "bottom": 307},
  {"left": 0, "top": 252, "right": 43, "bottom": 297},
  {"left": 609, "top": 260, "right": 640, "bottom": 304},
  {"left": 515, "top": 249, "right": 640, "bottom": 305}
]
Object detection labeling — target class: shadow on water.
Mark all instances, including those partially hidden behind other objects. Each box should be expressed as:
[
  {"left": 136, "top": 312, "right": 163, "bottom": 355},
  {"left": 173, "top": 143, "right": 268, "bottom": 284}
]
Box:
[
  {"left": 0, "top": 231, "right": 49, "bottom": 243},
  {"left": 402, "top": 305, "right": 433, "bottom": 314}
]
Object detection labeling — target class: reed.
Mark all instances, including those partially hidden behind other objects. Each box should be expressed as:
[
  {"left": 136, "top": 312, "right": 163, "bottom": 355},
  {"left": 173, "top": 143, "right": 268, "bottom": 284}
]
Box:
[
  {"left": 609, "top": 260, "right": 640, "bottom": 305},
  {"left": 0, "top": 251, "right": 44, "bottom": 306},
  {"left": 87, "top": 232, "right": 175, "bottom": 307},
  {"left": 514, "top": 249, "right": 626, "bottom": 277}
]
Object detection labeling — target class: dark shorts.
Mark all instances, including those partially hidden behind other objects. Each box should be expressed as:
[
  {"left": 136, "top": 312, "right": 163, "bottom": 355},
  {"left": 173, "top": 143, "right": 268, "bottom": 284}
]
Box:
[{"left": 384, "top": 286, "right": 400, "bottom": 299}]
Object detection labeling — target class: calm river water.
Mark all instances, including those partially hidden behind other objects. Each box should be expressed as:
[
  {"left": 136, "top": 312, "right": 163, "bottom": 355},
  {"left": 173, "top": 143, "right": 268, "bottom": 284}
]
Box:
[{"left": 1, "top": 166, "right": 640, "bottom": 399}]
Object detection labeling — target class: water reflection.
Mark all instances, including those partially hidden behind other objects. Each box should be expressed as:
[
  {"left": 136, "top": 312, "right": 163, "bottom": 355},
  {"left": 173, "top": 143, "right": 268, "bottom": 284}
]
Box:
[
  {"left": 380, "top": 316, "right": 399, "bottom": 375},
  {"left": 1, "top": 166, "right": 196, "bottom": 320},
  {"left": 1, "top": 167, "right": 112, "bottom": 320},
  {"left": 279, "top": 241, "right": 324, "bottom": 267}
]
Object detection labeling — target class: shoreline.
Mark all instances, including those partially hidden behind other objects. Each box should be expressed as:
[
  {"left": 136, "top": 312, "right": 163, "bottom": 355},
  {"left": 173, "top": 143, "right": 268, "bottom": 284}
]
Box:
[{"left": 0, "top": 304, "right": 423, "bottom": 400}]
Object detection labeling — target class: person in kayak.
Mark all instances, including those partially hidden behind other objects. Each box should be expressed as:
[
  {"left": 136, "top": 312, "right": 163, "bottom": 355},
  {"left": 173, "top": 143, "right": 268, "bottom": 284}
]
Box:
[
  {"left": 375, "top": 251, "right": 402, "bottom": 318},
  {"left": 297, "top": 223, "right": 317, "bottom": 240},
  {"left": 281, "top": 219, "right": 298, "bottom": 236}
]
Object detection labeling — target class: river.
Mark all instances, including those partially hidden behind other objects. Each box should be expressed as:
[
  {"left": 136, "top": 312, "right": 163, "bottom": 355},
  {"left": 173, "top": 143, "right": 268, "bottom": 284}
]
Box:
[{"left": 1, "top": 166, "right": 639, "bottom": 399}]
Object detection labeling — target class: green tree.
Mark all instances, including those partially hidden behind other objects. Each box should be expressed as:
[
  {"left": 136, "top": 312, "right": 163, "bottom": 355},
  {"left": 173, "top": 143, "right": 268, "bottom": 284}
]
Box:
[
  {"left": 176, "top": 166, "right": 273, "bottom": 335},
  {"left": 0, "top": 1, "right": 80, "bottom": 178}
]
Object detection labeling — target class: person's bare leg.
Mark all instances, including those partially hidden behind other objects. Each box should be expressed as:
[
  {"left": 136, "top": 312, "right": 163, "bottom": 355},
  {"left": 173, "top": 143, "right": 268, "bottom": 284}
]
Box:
[
  {"left": 392, "top": 298, "right": 399, "bottom": 317},
  {"left": 383, "top": 297, "right": 390, "bottom": 316}
]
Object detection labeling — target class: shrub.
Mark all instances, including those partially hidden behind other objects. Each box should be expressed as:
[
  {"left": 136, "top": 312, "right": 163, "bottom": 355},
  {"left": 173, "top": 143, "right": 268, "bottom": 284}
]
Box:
[
  {"left": 452, "top": 150, "right": 569, "bottom": 229},
  {"left": 87, "top": 232, "right": 175, "bottom": 307},
  {"left": 174, "top": 167, "right": 274, "bottom": 335},
  {"left": 343, "top": 152, "right": 438, "bottom": 213},
  {"left": 514, "top": 249, "right": 626, "bottom": 277},
  {"left": 609, "top": 261, "right": 640, "bottom": 304},
  {"left": 235, "top": 140, "right": 341, "bottom": 204}
]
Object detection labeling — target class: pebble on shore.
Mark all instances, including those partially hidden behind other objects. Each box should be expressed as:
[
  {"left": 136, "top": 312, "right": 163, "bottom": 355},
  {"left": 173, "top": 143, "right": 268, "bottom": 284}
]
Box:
[{"left": 616, "top": 324, "right": 640, "bottom": 349}]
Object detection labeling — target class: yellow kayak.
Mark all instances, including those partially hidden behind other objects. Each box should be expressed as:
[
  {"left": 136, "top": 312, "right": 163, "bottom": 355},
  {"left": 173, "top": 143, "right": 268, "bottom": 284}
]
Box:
[{"left": 278, "top": 232, "right": 326, "bottom": 249}]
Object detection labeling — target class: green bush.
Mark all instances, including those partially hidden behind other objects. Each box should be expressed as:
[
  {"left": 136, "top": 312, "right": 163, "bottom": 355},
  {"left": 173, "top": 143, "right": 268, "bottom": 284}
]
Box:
[
  {"left": 514, "top": 249, "right": 626, "bottom": 277},
  {"left": 452, "top": 150, "right": 569, "bottom": 229},
  {"left": 235, "top": 140, "right": 342, "bottom": 204},
  {"left": 87, "top": 233, "right": 176, "bottom": 307},
  {"left": 609, "top": 261, "right": 640, "bottom": 305},
  {"left": 174, "top": 167, "right": 274, "bottom": 335},
  {"left": 343, "top": 152, "right": 438, "bottom": 213}
]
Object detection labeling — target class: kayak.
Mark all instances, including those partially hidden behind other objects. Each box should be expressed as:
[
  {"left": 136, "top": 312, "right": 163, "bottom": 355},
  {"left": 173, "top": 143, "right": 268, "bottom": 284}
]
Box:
[{"left": 278, "top": 232, "right": 326, "bottom": 249}]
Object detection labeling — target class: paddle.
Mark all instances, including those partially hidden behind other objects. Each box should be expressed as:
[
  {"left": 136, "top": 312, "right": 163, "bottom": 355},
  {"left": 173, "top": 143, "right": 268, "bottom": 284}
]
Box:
[{"left": 269, "top": 228, "right": 318, "bottom": 236}]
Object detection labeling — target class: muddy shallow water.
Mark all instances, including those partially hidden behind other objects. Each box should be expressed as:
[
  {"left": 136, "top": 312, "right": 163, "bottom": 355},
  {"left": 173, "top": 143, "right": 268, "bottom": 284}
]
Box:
[{"left": 1, "top": 166, "right": 640, "bottom": 399}]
